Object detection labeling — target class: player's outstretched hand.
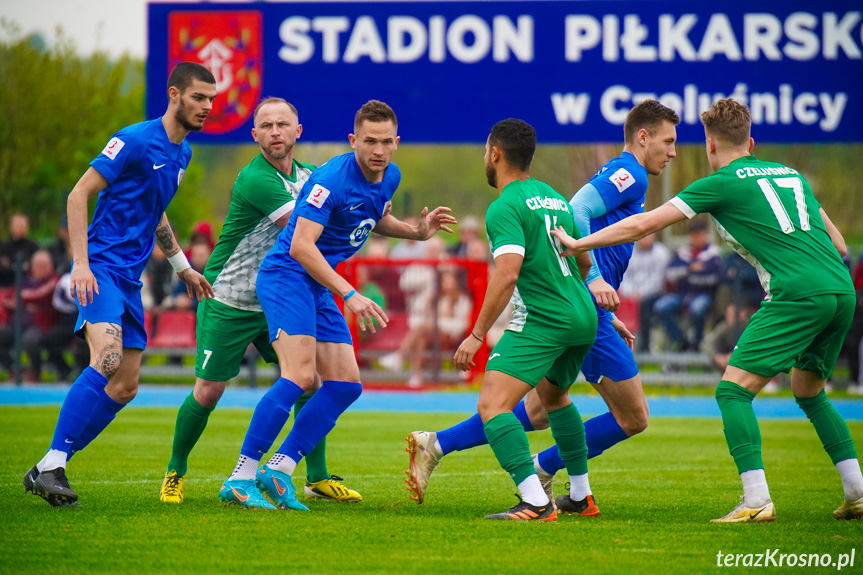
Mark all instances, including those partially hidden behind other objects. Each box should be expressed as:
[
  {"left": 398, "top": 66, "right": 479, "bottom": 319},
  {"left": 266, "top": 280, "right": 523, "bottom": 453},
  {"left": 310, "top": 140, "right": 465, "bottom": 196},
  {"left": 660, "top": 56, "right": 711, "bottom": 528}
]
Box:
[
  {"left": 70, "top": 264, "right": 99, "bottom": 306},
  {"left": 416, "top": 206, "right": 457, "bottom": 240},
  {"left": 549, "top": 225, "right": 586, "bottom": 256},
  {"left": 588, "top": 277, "right": 620, "bottom": 312},
  {"left": 346, "top": 292, "right": 389, "bottom": 334},
  {"left": 611, "top": 317, "right": 635, "bottom": 350},
  {"left": 178, "top": 268, "right": 215, "bottom": 301},
  {"left": 454, "top": 334, "right": 482, "bottom": 371}
]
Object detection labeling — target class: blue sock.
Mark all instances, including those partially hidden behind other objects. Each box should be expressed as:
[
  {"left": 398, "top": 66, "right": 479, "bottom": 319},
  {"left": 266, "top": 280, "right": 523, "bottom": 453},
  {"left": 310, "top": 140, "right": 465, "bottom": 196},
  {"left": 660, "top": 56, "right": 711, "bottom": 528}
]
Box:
[
  {"left": 68, "top": 387, "right": 126, "bottom": 460},
  {"left": 49, "top": 367, "right": 108, "bottom": 454},
  {"left": 437, "top": 400, "right": 534, "bottom": 456},
  {"left": 536, "top": 411, "right": 630, "bottom": 474},
  {"left": 240, "top": 377, "right": 304, "bottom": 460},
  {"left": 277, "top": 380, "right": 362, "bottom": 465}
]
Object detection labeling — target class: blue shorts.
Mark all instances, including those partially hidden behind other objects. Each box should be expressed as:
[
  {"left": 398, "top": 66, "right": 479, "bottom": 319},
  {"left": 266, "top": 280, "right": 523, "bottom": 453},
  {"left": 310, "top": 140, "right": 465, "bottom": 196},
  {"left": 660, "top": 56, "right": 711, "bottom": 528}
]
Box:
[
  {"left": 257, "top": 266, "right": 352, "bottom": 345},
  {"left": 74, "top": 265, "right": 147, "bottom": 350},
  {"left": 580, "top": 312, "right": 639, "bottom": 383}
]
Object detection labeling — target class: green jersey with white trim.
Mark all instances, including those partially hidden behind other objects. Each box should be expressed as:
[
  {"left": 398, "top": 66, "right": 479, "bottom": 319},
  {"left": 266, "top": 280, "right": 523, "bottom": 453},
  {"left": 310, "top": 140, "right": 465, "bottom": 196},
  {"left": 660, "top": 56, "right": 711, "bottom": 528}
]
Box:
[
  {"left": 206, "top": 153, "right": 315, "bottom": 311},
  {"left": 671, "top": 155, "right": 853, "bottom": 301},
  {"left": 485, "top": 178, "right": 595, "bottom": 337}
]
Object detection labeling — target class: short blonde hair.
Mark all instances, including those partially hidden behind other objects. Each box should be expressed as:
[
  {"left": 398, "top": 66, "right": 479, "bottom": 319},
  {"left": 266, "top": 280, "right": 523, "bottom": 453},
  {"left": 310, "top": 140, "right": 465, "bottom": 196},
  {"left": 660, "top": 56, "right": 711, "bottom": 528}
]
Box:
[{"left": 700, "top": 98, "right": 750, "bottom": 147}]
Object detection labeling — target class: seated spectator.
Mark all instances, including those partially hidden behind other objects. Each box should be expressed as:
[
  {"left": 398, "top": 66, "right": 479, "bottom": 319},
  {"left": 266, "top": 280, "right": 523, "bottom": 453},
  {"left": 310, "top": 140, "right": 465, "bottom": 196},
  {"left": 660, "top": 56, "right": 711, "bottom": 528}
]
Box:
[
  {"left": 448, "top": 215, "right": 480, "bottom": 257},
  {"left": 171, "top": 243, "right": 212, "bottom": 310},
  {"left": 715, "top": 251, "right": 765, "bottom": 315},
  {"left": 48, "top": 215, "right": 72, "bottom": 275},
  {"left": 654, "top": 218, "right": 722, "bottom": 351},
  {"left": 390, "top": 216, "right": 426, "bottom": 260},
  {"left": 0, "top": 251, "right": 64, "bottom": 381},
  {"left": 618, "top": 233, "right": 670, "bottom": 352},
  {"left": 52, "top": 272, "right": 89, "bottom": 380},
  {"left": 184, "top": 220, "right": 216, "bottom": 259},
  {"left": 709, "top": 303, "right": 753, "bottom": 370},
  {"left": 146, "top": 247, "right": 176, "bottom": 311},
  {"left": 0, "top": 213, "right": 40, "bottom": 287}
]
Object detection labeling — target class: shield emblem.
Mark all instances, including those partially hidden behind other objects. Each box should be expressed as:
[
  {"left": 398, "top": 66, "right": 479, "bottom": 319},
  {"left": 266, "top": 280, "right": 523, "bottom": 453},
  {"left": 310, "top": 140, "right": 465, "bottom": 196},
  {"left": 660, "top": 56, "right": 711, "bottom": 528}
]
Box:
[{"left": 168, "top": 10, "right": 262, "bottom": 135}]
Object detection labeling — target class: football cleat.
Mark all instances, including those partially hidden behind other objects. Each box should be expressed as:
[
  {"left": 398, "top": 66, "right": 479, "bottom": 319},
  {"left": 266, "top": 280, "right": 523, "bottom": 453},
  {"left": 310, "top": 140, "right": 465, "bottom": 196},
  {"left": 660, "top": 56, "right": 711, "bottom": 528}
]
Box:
[
  {"left": 23, "top": 465, "right": 39, "bottom": 494},
  {"left": 833, "top": 496, "right": 863, "bottom": 520},
  {"left": 404, "top": 431, "right": 440, "bottom": 504},
  {"left": 532, "top": 454, "right": 555, "bottom": 504},
  {"left": 485, "top": 495, "right": 557, "bottom": 521},
  {"left": 710, "top": 498, "right": 775, "bottom": 523},
  {"left": 30, "top": 467, "right": 79, "bottom": 507},
  {"left": 555, "top": 493, "right": 600, "bottom": 517},
  {"left": 219, "top": 478, "right": 276, "bottom": 510},
  {"left": 304, "top": 475, "right": 362, "bottom": 502},
  {"left": 256, "top": 466, "right": 309, "bottom": 511},
  {"left": 159, "top": 470, "right": 185, "bottom": 504}
]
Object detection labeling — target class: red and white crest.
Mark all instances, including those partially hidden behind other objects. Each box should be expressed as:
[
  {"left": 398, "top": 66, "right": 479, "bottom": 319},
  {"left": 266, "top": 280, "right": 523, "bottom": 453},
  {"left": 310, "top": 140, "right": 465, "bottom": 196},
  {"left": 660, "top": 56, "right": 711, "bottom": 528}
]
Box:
[{"left": 168, "top": 10, "right": 262, "bottom": 135}]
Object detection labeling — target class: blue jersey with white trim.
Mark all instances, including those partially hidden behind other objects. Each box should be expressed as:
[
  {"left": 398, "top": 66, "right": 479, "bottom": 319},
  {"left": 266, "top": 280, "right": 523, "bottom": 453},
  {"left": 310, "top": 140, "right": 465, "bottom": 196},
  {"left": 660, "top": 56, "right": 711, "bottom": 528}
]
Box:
[
  {"left": 262, "top": 152, "right": 400, "bottom": 277},
  {"left": 87, "top": 118, "right": 192, "bottom": 280},
  {"left": 584, "top": 152, "right": 648, "bottom": 291}
]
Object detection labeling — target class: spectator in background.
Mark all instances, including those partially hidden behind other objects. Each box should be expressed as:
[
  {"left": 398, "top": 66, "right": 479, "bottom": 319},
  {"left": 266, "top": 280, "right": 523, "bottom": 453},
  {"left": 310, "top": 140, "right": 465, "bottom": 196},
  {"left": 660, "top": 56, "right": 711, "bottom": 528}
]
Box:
[
  {"left": 145, "top": 247, "right": 175, "bottom": 310},
  {"left": 709, "top": 302, "right": 753, "bottom": 371},
  {"left": 465, "top": 236, "right": 490, "bottom": 263},
  {"left": 448, "top": 215, "right": 480, "bottom": 257},
  {"left": 716, "top": 251, "right": 765, "bottom": 316},
  {"left": 183, "top": 220, "right": 216, "bottom": 259},
  {"left": 171, "top": 243, "right": 213, "bottom": 311},
  {"left": 654, "top": 217, "right": 722, "bottom": 350},
  {"left": 390, "top": 216, "right": 426, "bottom": 259},
  {"left": 618, "top": 232, "right": 670, "bottom": 352},
  {"left": 48, "top": 216, "right": 73, "bottom": 275},
  {"left": 52, "top": 272, "right": 90, "bottom": 380},
  {"left": 0, "top": 214, "right": 40, "bottom": 287},
  {"left": 0, "top": 251, "right": 64, "bottom": 381}
]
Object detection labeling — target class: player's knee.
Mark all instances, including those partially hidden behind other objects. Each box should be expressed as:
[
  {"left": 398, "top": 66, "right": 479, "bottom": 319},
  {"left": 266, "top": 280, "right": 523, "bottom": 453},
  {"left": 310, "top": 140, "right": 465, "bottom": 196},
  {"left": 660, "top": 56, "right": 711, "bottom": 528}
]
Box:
[
  {"left": 107, "top": 379, "right": 138, "bottom": 404},
  {"left": 477, "top": 396, "right": 505, "bottom": 422},
  {"left": 325, "top": 379, "right": 362, "bottom": 407},
  {"left": 621, "top": 409, "right": 649, "bottom": 436},
  {"left": 194, "top": 380, "right": 225, "bottom": 408}
]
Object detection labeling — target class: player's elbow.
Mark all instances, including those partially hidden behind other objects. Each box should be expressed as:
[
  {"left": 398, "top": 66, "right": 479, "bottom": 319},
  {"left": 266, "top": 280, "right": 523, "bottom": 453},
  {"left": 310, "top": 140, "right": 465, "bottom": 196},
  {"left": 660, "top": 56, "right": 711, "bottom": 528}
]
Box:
[
  {"left": 498, "top": 269, "right": 520, "bottom": 288},
  {"left": 834, "top": 240, "right": 848, "bottom": 258}
]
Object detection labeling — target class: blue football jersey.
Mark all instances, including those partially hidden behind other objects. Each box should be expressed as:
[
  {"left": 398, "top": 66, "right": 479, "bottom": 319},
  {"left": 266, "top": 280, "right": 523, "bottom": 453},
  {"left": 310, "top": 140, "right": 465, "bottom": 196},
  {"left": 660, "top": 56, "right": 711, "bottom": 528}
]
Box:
[
  {"left": 87, "top": 119, "right": 192, "bottom": 280},
  {"left": 263, "top": 152, "right": 401, "bottom": 276},
  {"left": 585, "top": 152, "right": 648, "bottom": 290}
]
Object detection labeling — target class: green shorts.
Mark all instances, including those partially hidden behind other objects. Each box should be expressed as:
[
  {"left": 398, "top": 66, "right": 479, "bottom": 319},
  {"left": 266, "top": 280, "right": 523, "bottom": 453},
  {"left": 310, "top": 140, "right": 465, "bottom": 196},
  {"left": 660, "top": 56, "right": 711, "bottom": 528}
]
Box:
[
  {"left": 486, "top": 322, "right": 596, "bottom": 389},
  {"left": 195, "top": 298, "right": 278, "bottom": 381},
  {"left": 728, "top": 293, "right": 854, "bottom": 380}
]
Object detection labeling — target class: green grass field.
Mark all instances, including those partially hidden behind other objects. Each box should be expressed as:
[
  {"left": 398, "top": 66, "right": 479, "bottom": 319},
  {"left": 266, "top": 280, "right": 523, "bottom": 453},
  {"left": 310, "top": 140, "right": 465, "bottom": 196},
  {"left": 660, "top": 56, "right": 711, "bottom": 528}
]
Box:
[{"left": 2, "top": 406, "right": 861, "bottom": 574}]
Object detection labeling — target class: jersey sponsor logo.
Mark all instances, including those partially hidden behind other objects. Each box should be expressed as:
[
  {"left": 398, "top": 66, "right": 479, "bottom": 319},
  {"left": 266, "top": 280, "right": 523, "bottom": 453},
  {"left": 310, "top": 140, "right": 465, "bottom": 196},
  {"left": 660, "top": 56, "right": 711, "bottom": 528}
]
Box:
[
  {"left": 101, "top": 137, "right": 125, "bottom": 160},
  {"left": 168, "top": 10, "right": 262, "bottom": 135},
  {"left": 609, "top": 168, "right": 635, "bottom": 193},
  {"left": 306, "top": 184, "right": 331, "bottom": 208},
  {"left": 525, "top": 196, "right": 570, "bottom": 212},
  {"left": 489, "top": 352, "right": 501, "bottom": 360},
  {"left": 350, "top": 218, "right": 376, "bottom": 247},
  {"left": 153, "top": 163, "right": 166, "bottom": 170},
  {"left": 178, "top": 168, "right": 186, "bottom": 186},
  {"left": 349, "top": 202, "right": 364, "bottom": 210}
]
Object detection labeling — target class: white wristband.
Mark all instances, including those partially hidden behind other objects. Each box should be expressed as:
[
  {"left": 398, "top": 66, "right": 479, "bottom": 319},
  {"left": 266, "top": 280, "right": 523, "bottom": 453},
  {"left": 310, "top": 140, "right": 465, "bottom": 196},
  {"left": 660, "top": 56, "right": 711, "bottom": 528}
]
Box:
[{"left": 168, "top": 251, "right": 191, "bottom": 273}]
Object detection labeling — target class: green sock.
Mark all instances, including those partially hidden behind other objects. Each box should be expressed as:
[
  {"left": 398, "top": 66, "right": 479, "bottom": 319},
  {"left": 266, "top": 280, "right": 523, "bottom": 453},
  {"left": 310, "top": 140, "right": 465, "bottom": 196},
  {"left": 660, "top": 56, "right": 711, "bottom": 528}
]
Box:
[
  {"left": 795, "top": 390, "right": 858, "bottom": 464},
  {"left": 295, "top": 393, "right": 330, "bottom": 483},
  {"left": 715, "top": 380, "right": 763, "bottom": 474},
  {"left": 548, "top": 402, "right": 588, "bottom": 476},
  {"left": 167, "top": 392, "right": 215, "bottom": 477},
  {"left": 483, "top": 412, "right": 536, "bottom": 487}
]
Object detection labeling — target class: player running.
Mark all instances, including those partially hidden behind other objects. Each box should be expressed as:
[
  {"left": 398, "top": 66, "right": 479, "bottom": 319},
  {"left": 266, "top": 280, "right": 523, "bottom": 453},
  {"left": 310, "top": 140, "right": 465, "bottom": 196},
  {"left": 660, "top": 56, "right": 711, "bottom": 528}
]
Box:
[
  {"left": 406, "top": 101, "right": 680, "bottom": 514},
  {"left": 449, "top": 118, "right": 597, "bottom": 521},
  {"left": 23, "top": 63, "right": 217, "bottom": 507},
  {"left": 159, "top": 98, "right": 361, "bottom": 504},
  {"left": 551, "top": 98, "right": 863, "bottom": 523},
  {"left": 218, "top": 100, "right": 457, "bottom": 510}
]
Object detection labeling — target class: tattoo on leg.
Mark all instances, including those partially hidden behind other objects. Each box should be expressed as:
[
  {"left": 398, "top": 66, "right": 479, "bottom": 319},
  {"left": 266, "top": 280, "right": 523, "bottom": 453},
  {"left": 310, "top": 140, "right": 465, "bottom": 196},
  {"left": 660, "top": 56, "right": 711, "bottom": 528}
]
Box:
[
  {"left": 95, "top": 343, "right": 123, "bottom": 379},
  {"left": 104, "top": 323, "right": 123, "bottom": 345}
]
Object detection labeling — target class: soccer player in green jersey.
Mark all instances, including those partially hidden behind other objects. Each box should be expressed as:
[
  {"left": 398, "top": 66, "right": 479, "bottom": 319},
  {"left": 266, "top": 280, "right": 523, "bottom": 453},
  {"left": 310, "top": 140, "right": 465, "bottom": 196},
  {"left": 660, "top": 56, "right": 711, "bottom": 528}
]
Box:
[
  {"left": 160, "top": 98, "right": 361, "bottom": 504},
  {"left": 551, "top": 98, "right": 863, "bottom": 522},
  {"left": 452, "top": 119, "right": 598, "bottom": 521}
]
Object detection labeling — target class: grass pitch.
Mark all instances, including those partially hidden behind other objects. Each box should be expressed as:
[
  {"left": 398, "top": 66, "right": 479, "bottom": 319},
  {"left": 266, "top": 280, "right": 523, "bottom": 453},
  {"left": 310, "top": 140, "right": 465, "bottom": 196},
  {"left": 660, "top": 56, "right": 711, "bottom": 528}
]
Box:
[{"left": 1, "top": 406, "right": 861, "bottom": 574}]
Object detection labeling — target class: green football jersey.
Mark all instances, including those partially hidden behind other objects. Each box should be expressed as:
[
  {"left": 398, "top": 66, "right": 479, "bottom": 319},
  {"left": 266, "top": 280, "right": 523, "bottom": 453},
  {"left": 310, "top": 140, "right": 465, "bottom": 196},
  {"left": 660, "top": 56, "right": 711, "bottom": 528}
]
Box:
[
  {"left": 485, "top": 178, "right": 595, "bottom": 337},
  {"left": 206, "top": 153, "right": 315, "bottom": 311},
  {"left": 671, "top": 155, "right": 853, "bottom": 301}
]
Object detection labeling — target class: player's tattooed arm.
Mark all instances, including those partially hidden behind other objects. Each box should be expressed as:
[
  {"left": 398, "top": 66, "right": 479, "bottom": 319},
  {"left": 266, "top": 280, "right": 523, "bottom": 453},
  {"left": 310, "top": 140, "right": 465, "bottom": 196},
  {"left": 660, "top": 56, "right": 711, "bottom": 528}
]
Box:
[{"left": 154, "top": 213, "right": 182, "bottom": 257}]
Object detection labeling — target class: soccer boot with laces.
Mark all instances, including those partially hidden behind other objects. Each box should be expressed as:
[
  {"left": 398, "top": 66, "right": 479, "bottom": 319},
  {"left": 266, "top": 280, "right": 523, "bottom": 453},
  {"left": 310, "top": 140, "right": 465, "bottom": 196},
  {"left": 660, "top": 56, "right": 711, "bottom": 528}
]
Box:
[
  {"left": 256, "top": 466, "right": 309, "bottom": 511},
  {"left": 159, "top": 470, "right": 185, "bottom": 503},
  {"left": 555, "top": 493, "right": 600, "bottom": 516},
  {"left": 710, "top": 497, "right": 775, "bottom": 523},
  {"left": 219, "top": 478, "right": 276, "bottom": 510},
  {"left": 30, "top": 467, "right": 79, "bottom": 507},
  {"left": 405, "top": 431, "right": 441, "bottom": 504},
  {"left": 23, "top": 465, "right": 39, "bottom": 494},
  {"left": 532, "top": 454, "right": 554, "bottom": 503},
  {"left": 485, "top": 495, "right": 558, "bottom": 521},
  {"left": 304, "top": 475, "right": 363, "bottom": 502},
  {"left": 833, "top": 495, "right": 863, "bottom": 520}
]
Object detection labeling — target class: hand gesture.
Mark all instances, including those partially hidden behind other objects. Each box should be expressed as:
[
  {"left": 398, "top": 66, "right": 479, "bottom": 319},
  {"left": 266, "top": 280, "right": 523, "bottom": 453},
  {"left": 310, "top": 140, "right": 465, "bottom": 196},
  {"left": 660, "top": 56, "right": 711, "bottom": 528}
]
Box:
[
  {"left": 454, "top": 333, "right": 482, "bottom": 371},
  {"left": 178, "top": 268, "right": 215, "bottom": 301},
  {"left": 70, "top": 264, "right": 99, "bottom": 305},
  {"left": 416, "top": 206, "right": 457, "bottom": 240},
  {"left": 611, "top": 316, "right": 635, "bottom": 350},
  {"left": 588, "top": 277, "right": 620, "bottom": 312},
  {"left": 346, "top": 292, "right": 389, "bottom": 333},
  {"left": 549, "top": 226, "right": 586, "bottom": 256}
]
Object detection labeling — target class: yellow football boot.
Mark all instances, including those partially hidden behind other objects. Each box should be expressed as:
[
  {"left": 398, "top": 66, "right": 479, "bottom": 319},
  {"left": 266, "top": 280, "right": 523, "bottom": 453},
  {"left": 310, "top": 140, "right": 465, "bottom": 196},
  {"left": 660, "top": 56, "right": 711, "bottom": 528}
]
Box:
[
  {"left": 304, "top": 475, "right": 362, "bottom": 502},
  {"left": 711, "top": 498, "right": 775, "bottom": 523},
  {"left": 159, "top": 470, "right": 185, "bottom": 504}
]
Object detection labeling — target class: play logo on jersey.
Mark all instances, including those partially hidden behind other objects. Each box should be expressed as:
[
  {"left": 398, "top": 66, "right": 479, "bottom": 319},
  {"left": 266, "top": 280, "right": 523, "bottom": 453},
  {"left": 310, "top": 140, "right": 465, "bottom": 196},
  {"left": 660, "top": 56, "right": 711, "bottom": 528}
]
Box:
[
  {"left": 101, "top": 137, "right": 125, "bottom": 160},
  {"left": 609, "top": 168, "right": 635, "bottom": 193},
  {"left": 306, "top": 184, "right": 331, "bottom": 208},
  {"left": 168, "top": 10, "right": 262, "bottom": 135}
]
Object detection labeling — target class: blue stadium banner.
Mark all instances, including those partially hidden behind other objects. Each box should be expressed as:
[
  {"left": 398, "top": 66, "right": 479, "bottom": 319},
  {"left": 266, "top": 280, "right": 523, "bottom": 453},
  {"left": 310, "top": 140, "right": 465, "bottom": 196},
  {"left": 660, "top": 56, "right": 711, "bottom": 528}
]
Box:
[{"left": 147, "top": 1, "right": 863, "bottom": 144}]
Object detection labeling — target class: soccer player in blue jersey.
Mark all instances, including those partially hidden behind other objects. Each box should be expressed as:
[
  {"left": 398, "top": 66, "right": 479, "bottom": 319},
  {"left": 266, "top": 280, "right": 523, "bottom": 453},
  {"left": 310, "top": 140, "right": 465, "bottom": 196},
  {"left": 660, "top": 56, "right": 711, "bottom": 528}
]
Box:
[
  {"left": 218, "top": 100, "right": 457, "bottom": 510},
  {"left": 406, "top": 100, "right": 680, "bottom": 512},
  {"left": 22, "top": 62, "right": 218, "bottom": 507}
]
